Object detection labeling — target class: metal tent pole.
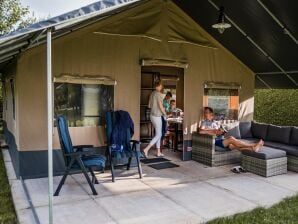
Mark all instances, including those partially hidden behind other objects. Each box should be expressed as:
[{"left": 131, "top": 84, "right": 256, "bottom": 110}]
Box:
[{"left": 46, "top": 28, "right": 53, "bottom": 224}]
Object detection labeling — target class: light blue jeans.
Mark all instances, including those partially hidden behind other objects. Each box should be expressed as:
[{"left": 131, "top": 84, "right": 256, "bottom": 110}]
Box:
[{"left": 149, "top": 115, "right": 162, "bottom": 148}]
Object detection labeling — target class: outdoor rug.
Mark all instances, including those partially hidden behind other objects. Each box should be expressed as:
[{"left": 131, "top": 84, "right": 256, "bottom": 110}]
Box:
[
  {"left": 148, "top": 162, "right": 180, "bottom": 170},
  {"left": 141, "top": 157, "right": 170, "bottom": 164}
]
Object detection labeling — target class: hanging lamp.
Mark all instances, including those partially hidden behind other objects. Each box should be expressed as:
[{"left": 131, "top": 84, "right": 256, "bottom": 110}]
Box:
[{"left": 212, "top": 6, "right": 231, "bottom": 34}]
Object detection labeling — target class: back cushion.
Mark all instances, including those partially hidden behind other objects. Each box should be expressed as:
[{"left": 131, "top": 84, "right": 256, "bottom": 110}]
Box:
[
  {"left": 251, "top": 122, "right": 268, "bottom": 140},
  {"left": 290, "top": 127, "right": 298, "bottom": 146},
  {"left": 223, "top": 122, "right": 241, "bottom": 139},
  {"left": 239, "top": 122, "right": 253, "bottom": 138},
  {"left": 267, "top": 125, "right": 291, "bottom": 144},
  {"left": 226, "top": 126, "right": 241, "bottom": 139}
]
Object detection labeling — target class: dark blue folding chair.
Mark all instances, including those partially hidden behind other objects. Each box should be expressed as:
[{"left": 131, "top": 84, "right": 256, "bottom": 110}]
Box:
[
  {"left": 54, "top": 116, "right": 106, "bottom": 196},
  {"left": 105, "top": 111, "right": 142, "bottom": 182}
]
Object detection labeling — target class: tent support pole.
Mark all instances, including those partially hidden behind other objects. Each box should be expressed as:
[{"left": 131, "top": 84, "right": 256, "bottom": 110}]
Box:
[
  {"left": 256, "top": 75, "right": 271, "bottom": 89},
  {"left": 46, "top": 28, "right": 53, "bottom": 224}
]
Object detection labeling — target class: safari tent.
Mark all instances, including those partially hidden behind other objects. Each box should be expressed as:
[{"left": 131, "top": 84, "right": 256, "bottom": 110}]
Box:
[{"left": 0, "top": 0, "right": 256, "bottom": 179}]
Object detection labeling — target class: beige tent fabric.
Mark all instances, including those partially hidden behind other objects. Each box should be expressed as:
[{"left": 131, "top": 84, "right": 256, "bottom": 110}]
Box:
[
  {"left": 94, "top": 0, "right": 215, "bottom": 48},
  {"left": 166, "top": 2, "right": 214, "bottom": 48},
  {"left": 94, "top": 1, "right": 163, "bottom": 42},
  {"left": 2, "top": 0, "right": 254, "bottom": 151}
]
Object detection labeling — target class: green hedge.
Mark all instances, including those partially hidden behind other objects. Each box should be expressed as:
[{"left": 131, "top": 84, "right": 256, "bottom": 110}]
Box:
[{"left": 254, "top": 89, "right": 298, "bottom": 126}]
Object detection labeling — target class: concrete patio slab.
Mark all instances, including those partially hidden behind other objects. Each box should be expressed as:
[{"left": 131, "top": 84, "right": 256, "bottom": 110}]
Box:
[
  {"left": 140, "top": 159, "right": 233, "bottom": 188},
  {"left": 24, "top": 176, "right": 90, "bottom": 207},
  {"left": 155, "top": 181, "right": 256, "bottom": 221},
  {"left": 4, "top": 160, "right": 17, "bottom": 181},
  {"left": 35, "top": 199, "right": 116, "bottom": 224},
  {"left": 72, "top": 170, "right": 151, "bottom": 197},
  {"left": 246, "top": 171, "right": 298, "bottom": 192},
  {"left": 2, "top": 148, "right": 11, "bottom": 162},
  {"left": 207, "top": 175, "right": 296, "bottom": 207},
  {"left": 96, "top": 189, "right": 202, "bottom": 224},
  {"left": 2, "top": 148, "right": 298, "bottom": 224},
  {"left": 10, "top": 180, "right": 30, "bottom": 210},
  {"left": 18, "top": 208, "right": 37, "bottom": 224}
]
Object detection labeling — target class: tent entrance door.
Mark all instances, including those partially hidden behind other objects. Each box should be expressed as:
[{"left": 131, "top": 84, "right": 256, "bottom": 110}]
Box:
[{"left": 140, "top": 66, "right": 184, "bottom": 160}]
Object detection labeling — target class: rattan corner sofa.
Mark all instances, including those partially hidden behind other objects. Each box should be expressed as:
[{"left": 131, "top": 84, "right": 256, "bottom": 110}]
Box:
[
  {"left": 192, "top": 133, "right": 241, "bottom": 166},
  {"left": 192, "top": 121, "right": 298, "bottom": 173}
]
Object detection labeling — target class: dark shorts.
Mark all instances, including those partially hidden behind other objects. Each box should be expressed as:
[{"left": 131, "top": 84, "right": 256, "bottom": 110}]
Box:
[{"left": 215, "top": 138, "right": 226, "bottom": 148}]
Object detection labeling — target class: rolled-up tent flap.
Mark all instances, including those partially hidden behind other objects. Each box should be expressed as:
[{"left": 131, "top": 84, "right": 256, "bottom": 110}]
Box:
[
  {"left": 54, "top": 74, "right": 117, "bottom": 85},
  {"left": 141, "top": 58, "right": 189, "bottom": 69},
  {"left": 204, "top": 81, "right": 241, "bottom": 89}
]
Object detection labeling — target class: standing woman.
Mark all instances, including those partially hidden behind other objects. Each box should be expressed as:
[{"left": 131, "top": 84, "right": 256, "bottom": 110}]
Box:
[{"left": 142, "top": 81, "right": 167, "bottom": 158}]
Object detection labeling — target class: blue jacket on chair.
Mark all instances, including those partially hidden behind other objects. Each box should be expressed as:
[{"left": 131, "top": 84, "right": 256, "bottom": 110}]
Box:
[{"left": 106, "top": 110, "right": 134, "bottom": 155}]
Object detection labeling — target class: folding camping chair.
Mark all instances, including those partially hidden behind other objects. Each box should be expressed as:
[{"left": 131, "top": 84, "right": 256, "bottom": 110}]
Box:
[
  {"left": 54, "top": 116, "right": 106, "bottom": 196},
  {"left": 105, "top": 111, "right": 142, "bottom": 182}
]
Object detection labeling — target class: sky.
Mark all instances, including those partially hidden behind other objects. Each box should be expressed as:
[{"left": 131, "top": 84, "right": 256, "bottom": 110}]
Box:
[{"left": 21, "top": 0, "right": 99, "bottom": 19}]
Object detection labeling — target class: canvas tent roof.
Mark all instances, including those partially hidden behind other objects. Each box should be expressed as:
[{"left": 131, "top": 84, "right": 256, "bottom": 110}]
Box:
[
  {"left": 173, "top": 0, "right": 298, "bottom": 89},
  {"left": 0, "top": 0, "right": 142, "bottom": 69},
  {"left": 0, "top": 0, "right": 297, "bottom": 88}
]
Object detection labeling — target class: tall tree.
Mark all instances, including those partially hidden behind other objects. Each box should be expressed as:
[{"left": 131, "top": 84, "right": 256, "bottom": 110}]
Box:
[{"left": 0, "top": 0, "right": 36, "bottom": 35}]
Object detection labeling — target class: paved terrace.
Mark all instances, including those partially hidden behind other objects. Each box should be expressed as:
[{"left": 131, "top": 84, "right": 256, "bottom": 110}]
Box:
[{"left": 3, "top": 148, "right": 298, "bottom": 224}]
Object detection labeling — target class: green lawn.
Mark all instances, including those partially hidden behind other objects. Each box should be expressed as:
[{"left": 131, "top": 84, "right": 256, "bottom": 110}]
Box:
[
  {"left": 208, "top": 194, "right": 298, "bottom": 224},
  {"left": 0, "top": 149, "right": 17, "bottom": 224}
]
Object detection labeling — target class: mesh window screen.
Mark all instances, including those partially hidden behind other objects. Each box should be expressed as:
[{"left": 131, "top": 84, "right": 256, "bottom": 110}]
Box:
[
  {"left": 54, "top": 83, "right": 114, "bottom": 127},
  {"left": 203, "top": 88, "right": 239, "bottom": 120}
]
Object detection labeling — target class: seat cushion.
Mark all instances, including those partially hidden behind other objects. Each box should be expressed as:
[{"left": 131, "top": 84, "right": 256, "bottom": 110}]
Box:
[
  {"left": 251, "top": 122, "right": 268, "bottom": 140},
  {"left": 82, "top": 155, "right": 106, "bottom": 168},
  {"left": 215, "top": 146, "right": 230, "bottom": 152},
  {"left": 242, "top": 147, "right": 286, "bottom": 160},
  {"left": 264, "top": 141, "right": 298, "bottom": 157},
  {"left": 290, "top": 127, "right": 298, "bottom": 146},
  {"left": 267, "top": 125, "right": 291, "bottom": 144},
  {"left": 239, "top": 122, "right": 253, "bottom": 138}
]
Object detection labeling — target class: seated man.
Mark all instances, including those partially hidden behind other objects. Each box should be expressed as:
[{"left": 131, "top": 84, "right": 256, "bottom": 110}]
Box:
[
  {"left": 164, "top": 100, "right": 182, "bottom": 148},
  {"left": 199, "top": 107, "right": 264, "bottom": 152},
  {"left": 168, "top": 100, "right": 183, "bottom": 117},
  {"left": 169, "top": 99, "right": 176, "bottom": 112},
  {"left": 167, "top": 99, "right": 176, "bottom": 115}
]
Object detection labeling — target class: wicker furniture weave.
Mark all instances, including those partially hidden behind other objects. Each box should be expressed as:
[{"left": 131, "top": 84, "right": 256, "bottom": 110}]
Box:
[
  {"left": 192, "top": 132, "right": 241, "bottom": 166},
  {"left": 242, "top": 155, "right": 287, "bottom": 177},
  {"left": 288, "top": 155, "right": 298, "bottom": 172}
]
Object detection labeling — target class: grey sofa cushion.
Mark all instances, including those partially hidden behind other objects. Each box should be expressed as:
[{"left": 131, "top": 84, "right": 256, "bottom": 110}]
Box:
[
  {"left": 239, "top": 122, "right": 253, "bottom": 138},
  {"left": 290, "top": 127, "right": 298, "bottom": 146},
  {"left": 264, "top": 141, "right": 298, "bottom": 157},
  {"left": 242, "top": 147, "right": 286, "bottom": 160},
  {"left": 226, "top": 125, "right": 241, "bottom": 139},
  {"left": 251, "top": 122, "right": 268, "bottom": 140},
  {"left": 215, "top": 146, "right": 230, "bottom": 152},
  {"left": 267, "top": 125, "right": 291, "bottom": 144}
]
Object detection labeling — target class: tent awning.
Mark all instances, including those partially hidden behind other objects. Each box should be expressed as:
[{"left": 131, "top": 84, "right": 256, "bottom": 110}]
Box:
[
  {"left": 0, "top": 0, "right": 142, "bottom": 71},
  {"left": 173, "top": 0, "right": 298, "bottom": 89}
]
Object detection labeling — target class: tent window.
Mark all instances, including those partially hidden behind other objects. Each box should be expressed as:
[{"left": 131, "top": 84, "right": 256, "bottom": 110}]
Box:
[
  {"left": 54, "top": 83, "right": 114, "bottom": 127},
  {"left": 203, "top": 88, "right": 239, "bottom": 120},
  {"left": 10, "top": 79, "right": 15, "bottom": 120}
]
